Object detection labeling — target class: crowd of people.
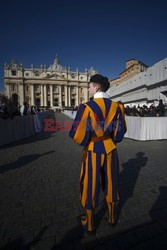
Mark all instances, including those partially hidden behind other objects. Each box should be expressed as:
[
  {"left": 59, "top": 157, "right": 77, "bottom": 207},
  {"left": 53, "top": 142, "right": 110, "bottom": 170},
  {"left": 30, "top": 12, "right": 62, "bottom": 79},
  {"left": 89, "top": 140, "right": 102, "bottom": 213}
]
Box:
[
  {"left": 125, "top": 100, "right": 167, "bottom": 117},
  {"left": 1, "top": 94, "right": 167, "bottom": 119},
  {"left": 0, "top": 95, "right": 49, "bottom": 119}
]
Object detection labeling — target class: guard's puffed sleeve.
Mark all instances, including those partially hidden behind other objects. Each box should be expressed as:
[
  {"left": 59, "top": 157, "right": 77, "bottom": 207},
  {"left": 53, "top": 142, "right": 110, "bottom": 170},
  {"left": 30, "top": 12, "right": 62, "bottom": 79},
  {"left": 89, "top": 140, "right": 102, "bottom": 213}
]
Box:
[
  {"left": 69, "top": 104, "right": 91, "bottom": 146},
  {"left": 113, "top": 104, "right": 127, "bottom": 143}
]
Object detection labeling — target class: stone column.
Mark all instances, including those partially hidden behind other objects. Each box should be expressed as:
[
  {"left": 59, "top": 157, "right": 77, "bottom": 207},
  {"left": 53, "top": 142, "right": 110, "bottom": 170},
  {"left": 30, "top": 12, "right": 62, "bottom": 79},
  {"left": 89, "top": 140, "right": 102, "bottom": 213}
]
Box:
[
  {"left": 40, "top": 85, "right": 44, "bottom": 106},
  {"left": 50, "top": 85, "right": 53, "bottom": 107},
  {"left": 44, "top": 84, "right": 47, "bottom": 106},
  {"left": 19, "top": 84, "right": 24, "bottom": 106},
  {"left": 59, "top": 85, "right": 62, "bottom": 107},
  {"left": 65, "top": 85, "right": 68, "bottom": 106},
  {"left": 84, "top": 86, "right": 88, "bottom": 102},
  {"left": 5, "top": 84, "right": 10, "bottom": 99},
  {"left": 31, "top": 84, "right": 34, "bottom": 106},
  {"left": 68, "top": 86, "right": 71, "bottom": 106},
  {"left": 76, "top": 86, "right": 79, "bottom": 106}
]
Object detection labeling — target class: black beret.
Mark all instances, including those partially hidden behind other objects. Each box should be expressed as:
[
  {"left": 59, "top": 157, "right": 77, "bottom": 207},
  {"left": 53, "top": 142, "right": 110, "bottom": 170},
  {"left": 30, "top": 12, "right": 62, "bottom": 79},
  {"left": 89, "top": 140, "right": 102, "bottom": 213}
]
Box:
[{"left": 90, "top": 74, "right": 110, "bottom": 91}]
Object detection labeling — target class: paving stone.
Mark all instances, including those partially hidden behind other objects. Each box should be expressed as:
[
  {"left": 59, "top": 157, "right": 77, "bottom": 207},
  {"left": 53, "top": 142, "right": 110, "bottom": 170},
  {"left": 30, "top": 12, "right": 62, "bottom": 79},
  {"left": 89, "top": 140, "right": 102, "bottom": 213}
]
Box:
[
  {"left": 31, "top": 236, "right": 56, "bottom": 250},
  {"left": 130, "top": 240, "right": 154, "bottom": 250},
  {"left": 96, "top": 231, "right": 109, "bottom": 243},
  {"left": 144, "top": 222, "right": 164, "bottom": 239},
  {"left": 20, "top": 231, "right": 34, "bottom": 245},
  {"left": 94, "top": 244, "right": 106, "bottom": 250},
  {"left": 0, "top": 228, "right": 6, "bottom": 241},
  {"left": 80, "top": 233, "right": 98, "bottom": 249},
  {"left": 40, "top": 216, "right": 52, "bottom": 227},
  {"left": 0, "top": 239, "right": 10, "bottom": 249}
]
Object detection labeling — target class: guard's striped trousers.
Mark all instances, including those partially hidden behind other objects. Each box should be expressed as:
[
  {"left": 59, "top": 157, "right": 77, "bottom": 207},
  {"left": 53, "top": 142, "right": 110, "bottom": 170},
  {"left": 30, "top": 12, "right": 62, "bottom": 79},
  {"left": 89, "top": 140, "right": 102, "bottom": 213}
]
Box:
[{"left": 80, "top": 149, "right": 120, "bottom": 210}]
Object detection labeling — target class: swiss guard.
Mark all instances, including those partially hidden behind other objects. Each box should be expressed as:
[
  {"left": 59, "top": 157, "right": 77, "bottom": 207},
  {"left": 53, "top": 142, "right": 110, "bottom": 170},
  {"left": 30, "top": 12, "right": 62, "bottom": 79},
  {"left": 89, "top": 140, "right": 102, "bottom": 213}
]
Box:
[{"left": 69, "top": 74, "right": 127, "bottom": 232}]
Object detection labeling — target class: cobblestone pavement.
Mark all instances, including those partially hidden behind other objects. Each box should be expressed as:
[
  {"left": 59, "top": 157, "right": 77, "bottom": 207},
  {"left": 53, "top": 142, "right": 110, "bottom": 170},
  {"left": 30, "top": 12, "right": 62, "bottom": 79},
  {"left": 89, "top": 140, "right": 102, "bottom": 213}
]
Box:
[{"left": 0, "top": 112, "right": 167, "bottom": 250}]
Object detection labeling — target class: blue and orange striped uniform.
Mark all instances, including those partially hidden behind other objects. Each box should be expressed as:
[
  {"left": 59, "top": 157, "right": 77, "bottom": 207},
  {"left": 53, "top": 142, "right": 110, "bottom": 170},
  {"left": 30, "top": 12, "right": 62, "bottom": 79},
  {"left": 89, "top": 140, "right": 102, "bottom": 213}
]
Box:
[{"left": 69, "top": 98, "right": 126, "bottom": 231}]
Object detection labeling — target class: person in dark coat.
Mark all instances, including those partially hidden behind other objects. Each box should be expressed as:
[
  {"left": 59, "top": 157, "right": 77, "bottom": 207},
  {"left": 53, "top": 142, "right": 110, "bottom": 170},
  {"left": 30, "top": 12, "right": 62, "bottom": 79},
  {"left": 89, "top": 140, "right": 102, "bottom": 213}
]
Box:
[{"left": 156, "top": 99, "right": 165, "bottom": 117}]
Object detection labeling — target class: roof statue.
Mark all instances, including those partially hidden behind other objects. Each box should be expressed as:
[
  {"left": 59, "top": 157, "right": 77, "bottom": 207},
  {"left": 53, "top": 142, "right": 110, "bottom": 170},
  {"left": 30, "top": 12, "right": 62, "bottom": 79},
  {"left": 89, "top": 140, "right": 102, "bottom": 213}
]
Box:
[
  {"left": 48, "top": 55, "right": 64, "bottom": 71},
  {"left": 88, "top": 67, "right": 97, "bottom": 76},
  {"left": 54, "top": 54, "right": 59, "bottom": 66}
]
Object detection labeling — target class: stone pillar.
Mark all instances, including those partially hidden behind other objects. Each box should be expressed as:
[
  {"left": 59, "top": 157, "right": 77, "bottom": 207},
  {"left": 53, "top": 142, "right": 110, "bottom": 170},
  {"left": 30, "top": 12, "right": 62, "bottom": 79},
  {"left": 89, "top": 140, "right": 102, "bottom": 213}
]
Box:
[
  {"left": 50, "top": 85, "right": 53, "bottom": 107},
  {"left": 59, "top": 85, "right": 62, "bottom": 107},
  {"left": 84, "top": 86, "right": 88, "bottom": 102},
  {"left": 44, "top": 84, "right": 47, "bottom": 106},
  {"left": 65, "top": 85, "right": 68, "bottom": 106},
  {"left": 5, "top": 84, "right": 10, "bottom": 99},
  {"left": 68, "top": 86, "right": 71, "bottom": 106},
  {"left": 76, "top": 86, "right": 79, "bottom": 106},
  {"left": 19, "top": 84, "right": 24, "bottom": 106},
  {"left": 31, "top": 84, "right": 34, "bottom": 106},
  {"left": 40, "top": 85, "right": 44, "bottom": 106}
]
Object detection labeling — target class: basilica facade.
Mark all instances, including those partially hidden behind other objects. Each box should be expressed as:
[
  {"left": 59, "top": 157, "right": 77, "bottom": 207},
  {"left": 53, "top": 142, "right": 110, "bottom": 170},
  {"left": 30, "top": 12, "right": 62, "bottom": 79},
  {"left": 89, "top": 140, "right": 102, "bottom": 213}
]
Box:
[{"left": 4, "top": 56, "right": 97, "bottom": 108}]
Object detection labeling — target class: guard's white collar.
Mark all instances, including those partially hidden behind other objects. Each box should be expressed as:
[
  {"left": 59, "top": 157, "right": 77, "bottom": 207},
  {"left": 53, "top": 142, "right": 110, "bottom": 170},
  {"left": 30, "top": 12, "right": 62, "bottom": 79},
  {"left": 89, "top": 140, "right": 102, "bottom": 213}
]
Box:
[{"left": 94, "top": 92, "right": 109, "bottom": 99}]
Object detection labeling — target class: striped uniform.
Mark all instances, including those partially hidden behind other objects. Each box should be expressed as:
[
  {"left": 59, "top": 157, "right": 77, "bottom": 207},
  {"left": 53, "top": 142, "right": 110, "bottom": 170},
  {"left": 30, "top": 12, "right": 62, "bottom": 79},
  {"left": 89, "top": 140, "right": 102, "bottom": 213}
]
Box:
[{"left": 69, "top": 98, "right": 126, "bottom": 212}]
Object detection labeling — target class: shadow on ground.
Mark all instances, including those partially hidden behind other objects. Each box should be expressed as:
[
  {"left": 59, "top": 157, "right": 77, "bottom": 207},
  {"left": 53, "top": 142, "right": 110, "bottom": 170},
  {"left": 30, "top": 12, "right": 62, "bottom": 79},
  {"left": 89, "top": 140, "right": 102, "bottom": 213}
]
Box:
[
  {"left": 0, "top": 151, "right": 55, "bottom": 174},
  {"left": 95, "top": 152, "right": 148, "bottom": 231}
]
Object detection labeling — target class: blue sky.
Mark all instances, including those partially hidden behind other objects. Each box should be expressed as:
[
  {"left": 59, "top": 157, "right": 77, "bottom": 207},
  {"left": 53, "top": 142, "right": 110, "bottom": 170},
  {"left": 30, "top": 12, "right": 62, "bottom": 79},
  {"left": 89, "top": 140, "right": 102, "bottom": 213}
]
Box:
[{"left": 0, "top": 0, "right": 167, "bottom": 91}]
